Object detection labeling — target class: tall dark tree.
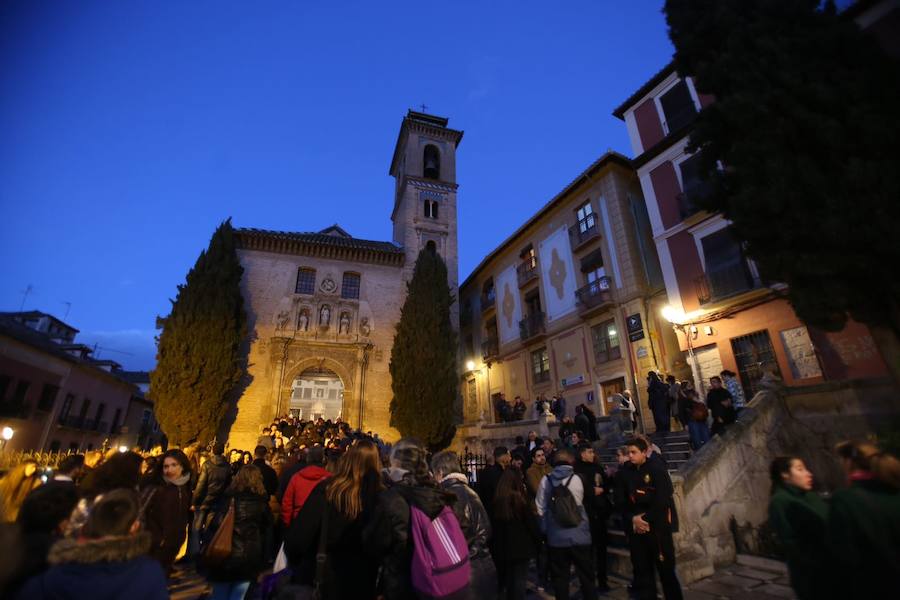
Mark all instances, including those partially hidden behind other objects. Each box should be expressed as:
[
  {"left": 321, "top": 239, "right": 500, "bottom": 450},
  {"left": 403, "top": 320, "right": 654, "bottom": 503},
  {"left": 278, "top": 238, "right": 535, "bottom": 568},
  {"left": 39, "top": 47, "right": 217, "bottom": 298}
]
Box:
[
  {"left": 390, "top": 247, "right": 459, "bottom": 451},
  {"left": 151, "top": 219, "right": 248, "bottom": 446},
  {"left": 665, "top": 0, "right": 900, "bottom": 384}
]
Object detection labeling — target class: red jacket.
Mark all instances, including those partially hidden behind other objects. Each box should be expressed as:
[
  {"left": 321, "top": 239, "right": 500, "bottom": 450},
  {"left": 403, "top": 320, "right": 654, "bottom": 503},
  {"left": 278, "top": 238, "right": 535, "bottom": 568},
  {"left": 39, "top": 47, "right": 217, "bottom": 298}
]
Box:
[{"left": 281, "top": 465, "right": 330, "bottom": 525}]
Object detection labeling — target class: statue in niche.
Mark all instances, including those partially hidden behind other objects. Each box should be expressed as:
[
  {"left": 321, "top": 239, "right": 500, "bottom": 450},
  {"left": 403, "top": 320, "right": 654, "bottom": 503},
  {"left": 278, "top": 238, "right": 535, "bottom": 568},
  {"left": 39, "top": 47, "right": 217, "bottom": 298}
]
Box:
[
  {"left": 297, "top": 309, "right": 309, "bottom": 332},
  {"left": 359, "top": 317, "right": 371, "bottom": 337},
  {"left": 276, "top": 309, "right": 290, "bottom": 331},
  {"left": 339, "top": 312, "right": 351, "bottom": 335},
  {"left": 319, "top": 305, "right": 331, "bottom": 327}
]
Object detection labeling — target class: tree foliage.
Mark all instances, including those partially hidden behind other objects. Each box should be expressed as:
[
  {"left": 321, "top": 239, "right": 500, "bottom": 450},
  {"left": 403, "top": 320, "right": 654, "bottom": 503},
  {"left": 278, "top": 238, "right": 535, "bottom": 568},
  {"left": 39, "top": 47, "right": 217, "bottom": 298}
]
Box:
[
  {"left": 390, "top": 248, "right": 459, "bottom": 451},
  {"left": 665, "top": 0, "right": 900, "bottom": 380},
  {"left": 151, "top": 219, "right": 248, "bottom": 446}
]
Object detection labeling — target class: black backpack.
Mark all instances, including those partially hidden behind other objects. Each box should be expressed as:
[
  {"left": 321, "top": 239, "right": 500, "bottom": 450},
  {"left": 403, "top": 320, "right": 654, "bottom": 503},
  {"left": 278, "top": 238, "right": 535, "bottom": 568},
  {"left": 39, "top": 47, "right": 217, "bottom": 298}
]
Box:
[{"left": 547, "top": 474, "right": 582, "bottom": 528}]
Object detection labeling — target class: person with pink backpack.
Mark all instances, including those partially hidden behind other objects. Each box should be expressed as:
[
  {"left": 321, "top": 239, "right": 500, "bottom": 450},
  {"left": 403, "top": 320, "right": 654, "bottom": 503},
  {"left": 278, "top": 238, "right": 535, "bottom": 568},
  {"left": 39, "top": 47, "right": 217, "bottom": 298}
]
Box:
[{"left": 363, "top": 440, "right": 471, "bottom": 600}]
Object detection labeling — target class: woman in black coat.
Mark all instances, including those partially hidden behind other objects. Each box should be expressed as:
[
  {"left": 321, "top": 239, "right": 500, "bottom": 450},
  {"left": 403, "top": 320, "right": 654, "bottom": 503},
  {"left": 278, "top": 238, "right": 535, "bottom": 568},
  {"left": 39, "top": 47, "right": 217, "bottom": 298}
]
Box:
[
  {"left": 141, "top": 449, "right": 193, "bottom": 575},
  {"left": 205, "top": 464, "right": 271, "bottom": 600},
  {"left": 492, "top": 468, "right": 542, "bottom": 600},
  {"left": 285, "top": 440, "right": 382, "bottom": 599}
]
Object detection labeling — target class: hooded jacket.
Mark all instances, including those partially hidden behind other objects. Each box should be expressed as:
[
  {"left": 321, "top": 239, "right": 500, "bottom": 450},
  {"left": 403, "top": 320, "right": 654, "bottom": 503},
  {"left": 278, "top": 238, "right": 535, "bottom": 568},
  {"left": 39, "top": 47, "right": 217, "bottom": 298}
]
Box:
[
  {"left": 535, "top": 464, "right": 591, "bottom": 547},
  {"left": 362, "top": 471, "right": 457, "bottom": 600},
  {"left": 282, "top": 464, "right": 330, "bottom": 525},
  {"left": 15, "top": 532, "right": 168, "bottom": 600}
]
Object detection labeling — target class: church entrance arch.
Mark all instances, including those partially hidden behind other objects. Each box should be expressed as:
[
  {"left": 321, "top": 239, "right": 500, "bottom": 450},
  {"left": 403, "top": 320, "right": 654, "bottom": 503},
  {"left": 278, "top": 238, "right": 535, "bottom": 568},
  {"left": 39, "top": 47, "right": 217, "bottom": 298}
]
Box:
[{"left": 290, "top": 367, "right": 344, "bottom": 421}]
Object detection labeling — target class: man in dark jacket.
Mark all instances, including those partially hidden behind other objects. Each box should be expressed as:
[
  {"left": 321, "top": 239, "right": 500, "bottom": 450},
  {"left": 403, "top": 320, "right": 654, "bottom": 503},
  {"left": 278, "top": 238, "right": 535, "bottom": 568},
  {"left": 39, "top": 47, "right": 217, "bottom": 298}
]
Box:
[
  {"left": 252, "top": 445, "right": 279, "bottom": 498},
  {"left": 574, "top": 405, "right": 593, "bottom": 441},
  {"left": 621, "top": 437, "right": 683, "bottom": 600},
  {"left": 477, "top": 446, "right": 509, "bottom": 523},
  {"left": 432, "top": 450, "right": 496, "bottom": 598},
  {"left": 647, "top": 371, "right": 671, "bottom": 432},
  {"left": 705, "top": 376, "right": 736, "bottom": 436},
  {"left": 192, "top": 441, "right": 231, "bottom": 554},
  {"left": 574, "top": 442, "right": 612, "bottom": 591},
  {"left": 16, "top": 489, "right": 168, "bottom": 600}
]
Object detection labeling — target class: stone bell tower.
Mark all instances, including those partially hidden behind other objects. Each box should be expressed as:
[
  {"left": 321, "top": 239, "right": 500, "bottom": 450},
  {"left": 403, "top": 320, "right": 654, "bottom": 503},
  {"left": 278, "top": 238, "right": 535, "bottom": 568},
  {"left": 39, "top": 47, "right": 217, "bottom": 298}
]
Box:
[{"left": 389, "top": 110, "right": 463, "bottom": 325}]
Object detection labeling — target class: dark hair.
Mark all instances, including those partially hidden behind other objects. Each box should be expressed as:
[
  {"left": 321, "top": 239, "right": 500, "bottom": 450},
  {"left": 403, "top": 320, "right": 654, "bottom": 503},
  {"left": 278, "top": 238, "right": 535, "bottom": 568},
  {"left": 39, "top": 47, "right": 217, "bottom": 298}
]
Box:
[
  {"left": 515, "top": 436, "right": 524, "bottom": 445},
  {"left": 81, "top": 451, "right": 144, "bottom": 498},
  {"left": 494, "top": 468, "right": 531, "bottom": 521},
  {"left": 769, "top": 456, "right": 799, "bottom": 494},
  {"left": 530, "top": 446, "right": 545, "bottom": 459},
  {"left": 625, "top": 437, "right": 649, "bottom": 452},
  {"left": 254, "top": 445, "right": 268, "bottom": 459},
  {"left": 552, "top": 447, "right": 575, "bottom": 466},
  {"left": 57, "top": 454, "right": 85, "bottom": 475},
  {"left": 576, "top": 441, "right": 593, "bottom": 453},
  {"left": 82, "top": 489, "right": 139, "bottom": 538},
  {"left": 835, "top": 440, "right": 900, "bottom": 489},
  {"left": 156, "top": 449, "right": 192, "bottom": 483},
  {"left": 710, "top": 376, "right": 722, "bottom": 383},
  {"left": 493, "top": 446, "right": 510, "bottom": 459},
  {"left": 212, "top": 442, "right": 226, "bottom": 455},
  {"left": 306, "top": 446, "right": 325, "bottom": 466},
  {"left": 17, "top": 483, "right": 78, "bottom": 534}
]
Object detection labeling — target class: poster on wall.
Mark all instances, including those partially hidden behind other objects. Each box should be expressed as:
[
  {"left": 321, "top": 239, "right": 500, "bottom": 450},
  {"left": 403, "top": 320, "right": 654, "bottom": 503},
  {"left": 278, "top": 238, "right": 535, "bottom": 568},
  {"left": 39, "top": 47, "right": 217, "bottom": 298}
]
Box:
[
  {"left": 494, "top": 264, "right": 522, "bottom": 345},
  {"left": 780, "top": 326, "right": 823, "bottom": 380},
  {"left": 538, "top": 226, "right": 578, "bottom": 322}
]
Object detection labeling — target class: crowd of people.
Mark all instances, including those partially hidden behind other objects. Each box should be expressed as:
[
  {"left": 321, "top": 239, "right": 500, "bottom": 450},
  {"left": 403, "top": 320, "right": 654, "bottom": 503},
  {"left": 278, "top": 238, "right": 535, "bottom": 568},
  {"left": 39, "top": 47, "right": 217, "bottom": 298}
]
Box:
[{"left": 0, "top": 406, "right": 897, "bottom": 600}]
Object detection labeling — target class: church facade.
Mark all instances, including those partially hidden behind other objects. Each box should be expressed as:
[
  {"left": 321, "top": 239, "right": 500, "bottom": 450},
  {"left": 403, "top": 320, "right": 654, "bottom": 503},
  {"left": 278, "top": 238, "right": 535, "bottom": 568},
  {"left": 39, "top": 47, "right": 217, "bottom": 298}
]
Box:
[{"left": 227, "top": 111, "right": 462, "bottom": 450}]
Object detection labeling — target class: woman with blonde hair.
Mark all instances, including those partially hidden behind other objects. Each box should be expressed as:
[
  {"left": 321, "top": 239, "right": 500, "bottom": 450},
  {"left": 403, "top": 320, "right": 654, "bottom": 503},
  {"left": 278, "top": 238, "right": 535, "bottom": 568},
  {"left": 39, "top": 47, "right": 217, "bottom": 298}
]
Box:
[
  {"left": 204, "top": 464, "right": 271, "bottom": 600},
  {"left": 286, "top": 439, "right": 383, "bottom": 599},
  {"left": 828, "top": 440, "right": 900, "bottom": 597}
]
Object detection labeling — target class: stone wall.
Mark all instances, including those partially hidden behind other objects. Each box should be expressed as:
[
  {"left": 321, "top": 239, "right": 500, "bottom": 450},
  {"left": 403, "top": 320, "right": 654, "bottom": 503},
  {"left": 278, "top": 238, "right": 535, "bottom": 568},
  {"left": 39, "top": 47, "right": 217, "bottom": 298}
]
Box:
[{"left": 672, "top": 377, "right": 899, "bottom": 583}]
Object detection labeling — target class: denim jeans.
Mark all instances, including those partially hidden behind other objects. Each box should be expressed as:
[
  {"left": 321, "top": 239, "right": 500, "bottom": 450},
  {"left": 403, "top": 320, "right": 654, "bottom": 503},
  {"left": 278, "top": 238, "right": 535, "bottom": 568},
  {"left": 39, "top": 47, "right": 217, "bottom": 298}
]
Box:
[
  {"left": 211, "top": 581, "right": 250, "bottom": 600},
  {"left": 688, "top": 420, "right": 710, "bottom": 450}
]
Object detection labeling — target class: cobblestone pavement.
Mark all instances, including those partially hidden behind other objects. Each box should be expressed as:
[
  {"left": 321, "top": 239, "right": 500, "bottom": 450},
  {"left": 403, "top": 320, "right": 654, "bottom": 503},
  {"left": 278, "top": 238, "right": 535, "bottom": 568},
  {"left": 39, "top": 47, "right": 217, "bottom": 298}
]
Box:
[
  {"left": 525, "top": 555, "right": 795, "bottom": 600},
  {"left": 169, "top": 554, "right": 795, "bottom": 600}
]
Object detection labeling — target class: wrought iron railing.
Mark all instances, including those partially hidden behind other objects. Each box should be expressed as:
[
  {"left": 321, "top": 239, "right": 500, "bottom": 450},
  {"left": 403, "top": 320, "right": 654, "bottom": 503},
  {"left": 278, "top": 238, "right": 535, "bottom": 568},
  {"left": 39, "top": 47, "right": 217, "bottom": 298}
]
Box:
[
  {"left": 696, "top": 263, "right": 760, "bottom": 304},
  {"left": 568, "top": 214, "right": 600, "bottom": 249},
  {"left": 516, "top": 259, "right": 539, "bottom": 287},
  {"left": 519, "top": 312, "right": 546, "bottom": 341},
  {"left": 575, "top": 277, "right": 614, "bottom": 311}
]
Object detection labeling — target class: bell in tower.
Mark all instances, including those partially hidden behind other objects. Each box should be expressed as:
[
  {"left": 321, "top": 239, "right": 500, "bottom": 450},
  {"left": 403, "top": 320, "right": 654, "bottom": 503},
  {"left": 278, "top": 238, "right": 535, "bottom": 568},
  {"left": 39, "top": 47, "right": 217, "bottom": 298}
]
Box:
[{"left": 423, "top": 144, "right": 440, "bottom": 180}]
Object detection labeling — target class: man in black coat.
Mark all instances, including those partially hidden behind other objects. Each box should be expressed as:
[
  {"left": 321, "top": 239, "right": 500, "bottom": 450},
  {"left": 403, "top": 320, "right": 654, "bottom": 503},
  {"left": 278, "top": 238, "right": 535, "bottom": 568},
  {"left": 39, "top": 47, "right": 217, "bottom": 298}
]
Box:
[
  {"left": 253, "top": 445, "right": 279, "bottom": 498},
  {"left": 574, "top": 441, "right": 612, "bottom": 592},
  {"left": 647, "top": 372, "right": 671, "bottom": 432},
  {"left": 193, "top": 442, "right": 231, "bottom": 530},
  {"left": 621, "top": 437, "right": 683, "bottom": 600},
  {"left": 705, "top": 376, "right": 736, "bottom": 437},
  {"left": 477, "top": 446, "right": 510, "bottom": 523}
]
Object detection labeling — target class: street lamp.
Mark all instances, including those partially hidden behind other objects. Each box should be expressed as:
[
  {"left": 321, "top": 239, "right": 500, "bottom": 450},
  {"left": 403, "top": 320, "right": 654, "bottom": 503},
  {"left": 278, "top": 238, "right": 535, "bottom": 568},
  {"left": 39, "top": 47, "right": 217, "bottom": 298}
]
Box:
[
  {"left": 1, "top": 426, "right": 14, "bottom": 451},
  {"left": 118, "top": 445, "right": 129, "bottom": 453},
  {"left": 465, "top": 360, "right": 476, "bottom": 372}
]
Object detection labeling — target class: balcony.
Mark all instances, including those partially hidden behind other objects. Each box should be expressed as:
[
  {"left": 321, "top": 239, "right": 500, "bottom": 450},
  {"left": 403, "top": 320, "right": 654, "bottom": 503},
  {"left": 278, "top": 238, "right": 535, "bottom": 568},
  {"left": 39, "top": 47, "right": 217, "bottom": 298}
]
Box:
[
  {"left": 575, "top": 277, "right": 614, "bottom": 314},
  {"left": 516, "top": 259, "right": 539, "bottom": 288},
  {"left": 481, "top": 337, "right": 499, "bottom": 361},
  {"left": 91, "top": 420, "right": 109, "bottom": 433},
  {"left": 480, "top": 290, "right": 496, "bottom": 313},
  {"left": 696, "top": 262, "right": 761, "bottom": 305},
  {"left": 519, "top": 312, "right": 546, "bottom": 342},
  {"left": 568, "top": 215, "right": 601, "bottom": 251}
]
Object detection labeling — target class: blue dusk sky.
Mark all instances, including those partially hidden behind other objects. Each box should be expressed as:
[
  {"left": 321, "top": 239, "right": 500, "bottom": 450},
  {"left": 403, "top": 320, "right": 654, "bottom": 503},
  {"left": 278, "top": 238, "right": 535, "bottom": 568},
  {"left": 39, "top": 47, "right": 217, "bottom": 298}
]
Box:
[{"left": 1, "top": 1, "right": 680, "bottom": 370}]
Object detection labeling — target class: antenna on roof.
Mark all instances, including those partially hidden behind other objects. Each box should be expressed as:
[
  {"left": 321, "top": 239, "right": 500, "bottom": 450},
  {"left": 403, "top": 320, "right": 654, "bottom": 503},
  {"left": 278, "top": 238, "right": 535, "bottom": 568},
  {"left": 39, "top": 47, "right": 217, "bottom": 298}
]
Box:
[
  {"left": 19, "top": 284, "right": 33, "bottom": 312},
  {"left": 61, "top": 301, "right": 71, "bottom": 321},
  {"left": 91, "top": 343, "right": 134, "bottom": 359}
]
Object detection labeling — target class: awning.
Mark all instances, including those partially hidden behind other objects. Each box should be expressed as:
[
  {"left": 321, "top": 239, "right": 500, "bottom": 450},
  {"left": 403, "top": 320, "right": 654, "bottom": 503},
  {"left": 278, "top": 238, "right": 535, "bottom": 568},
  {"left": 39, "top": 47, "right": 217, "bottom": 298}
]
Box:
[{"left": 580, "top": 247, "right": 605, "bottom": 272}]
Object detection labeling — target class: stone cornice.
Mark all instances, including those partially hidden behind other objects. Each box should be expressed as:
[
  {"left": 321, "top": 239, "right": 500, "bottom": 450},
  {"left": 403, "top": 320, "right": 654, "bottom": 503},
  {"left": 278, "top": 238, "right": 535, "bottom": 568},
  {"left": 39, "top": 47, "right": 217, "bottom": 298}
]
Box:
[{"left": 235, "top": 230, "right": 405, "bottom": 267}]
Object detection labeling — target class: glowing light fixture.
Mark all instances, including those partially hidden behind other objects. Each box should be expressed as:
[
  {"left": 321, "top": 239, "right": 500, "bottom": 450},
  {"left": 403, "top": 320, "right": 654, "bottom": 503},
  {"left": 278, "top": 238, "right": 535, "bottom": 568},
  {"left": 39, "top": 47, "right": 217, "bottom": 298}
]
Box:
[
  {"left": 465, "top": 360, "right": 476, "bottom": 371},
  {"left": 1, "top": 426, "right": 13, "bottom": 441}
]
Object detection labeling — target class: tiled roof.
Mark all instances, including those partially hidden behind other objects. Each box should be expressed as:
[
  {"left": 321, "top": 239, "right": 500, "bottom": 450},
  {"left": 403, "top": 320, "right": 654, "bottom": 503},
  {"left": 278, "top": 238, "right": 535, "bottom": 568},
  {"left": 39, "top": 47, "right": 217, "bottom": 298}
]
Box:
[
  {"left": 612, "top": 60, "right": 676, "bottom": 119},
  {"left": 0, "top": 310, "right": 80, "bottom": 333},
  {"left": 235, "top": 227, "right": 405, "bottom": 266}
]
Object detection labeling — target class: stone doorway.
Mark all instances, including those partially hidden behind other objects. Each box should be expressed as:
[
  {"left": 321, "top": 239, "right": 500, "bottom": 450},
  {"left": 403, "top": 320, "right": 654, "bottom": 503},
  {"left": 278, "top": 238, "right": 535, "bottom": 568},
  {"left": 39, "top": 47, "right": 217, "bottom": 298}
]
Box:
[{"left": 289, "top": 367, "right": 345, "bottom": 421}]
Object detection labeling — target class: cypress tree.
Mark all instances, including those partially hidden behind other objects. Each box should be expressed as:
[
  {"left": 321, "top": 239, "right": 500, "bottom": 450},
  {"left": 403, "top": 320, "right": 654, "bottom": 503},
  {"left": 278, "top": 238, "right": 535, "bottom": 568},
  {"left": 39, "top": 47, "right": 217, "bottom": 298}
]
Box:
[
  {"left": 664, "top": 0, "right": 900, "bottom": 384},
  {"left": 390, "top": 248, "right": 459, "bottom": 451},
  {"left": 150, "top": 219, "right": 248, "bottom": 446}
]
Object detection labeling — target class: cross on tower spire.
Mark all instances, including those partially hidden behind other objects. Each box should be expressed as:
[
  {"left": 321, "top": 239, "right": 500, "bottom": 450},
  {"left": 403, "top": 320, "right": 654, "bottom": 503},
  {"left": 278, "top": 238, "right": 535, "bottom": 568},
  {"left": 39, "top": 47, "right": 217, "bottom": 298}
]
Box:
[{"left": 419, "top": 103, "right": 429, "bottom": 113}]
